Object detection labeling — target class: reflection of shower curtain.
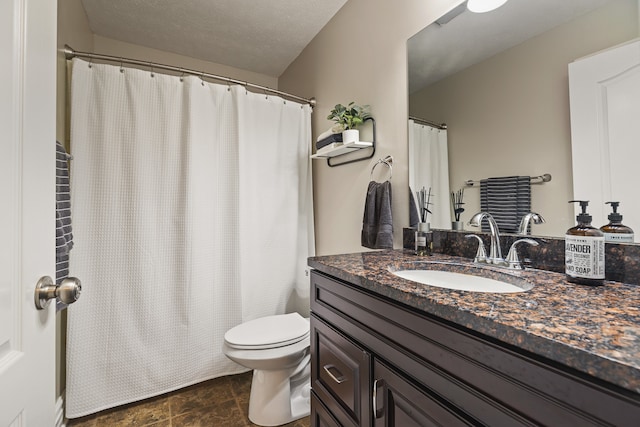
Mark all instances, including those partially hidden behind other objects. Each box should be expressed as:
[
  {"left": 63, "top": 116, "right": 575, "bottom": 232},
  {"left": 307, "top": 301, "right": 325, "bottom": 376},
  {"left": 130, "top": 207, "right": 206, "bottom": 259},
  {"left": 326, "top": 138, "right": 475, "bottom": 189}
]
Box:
[
  {"left": 66, "top": 58, "right": 314, "bottom": 418},
  {"left": 408, "top": 120, "right": 451, "bottom": 229}
]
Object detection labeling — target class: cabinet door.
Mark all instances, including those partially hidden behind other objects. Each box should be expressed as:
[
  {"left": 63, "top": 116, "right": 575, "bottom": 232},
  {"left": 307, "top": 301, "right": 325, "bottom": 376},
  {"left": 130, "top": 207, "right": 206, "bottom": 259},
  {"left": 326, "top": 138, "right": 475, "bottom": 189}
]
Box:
[
  {"left": 311, "top": 392, "right": 342, "bottom": 427},
  {"left": 373, "top": 360, "right": 471, "bottom": 427}
]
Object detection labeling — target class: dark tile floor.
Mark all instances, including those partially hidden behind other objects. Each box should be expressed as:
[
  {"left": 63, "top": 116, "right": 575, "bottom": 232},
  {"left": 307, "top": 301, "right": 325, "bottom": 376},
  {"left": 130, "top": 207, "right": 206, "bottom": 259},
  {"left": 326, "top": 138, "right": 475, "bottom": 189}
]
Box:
[{"left": 66, "top": 371, "right": 310, "bottom": 427}]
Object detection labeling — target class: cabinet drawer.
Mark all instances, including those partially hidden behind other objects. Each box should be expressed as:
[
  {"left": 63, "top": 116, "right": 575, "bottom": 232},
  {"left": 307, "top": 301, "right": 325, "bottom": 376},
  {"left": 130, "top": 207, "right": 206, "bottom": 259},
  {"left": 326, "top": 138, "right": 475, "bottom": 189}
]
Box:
[{"left": 311, "top": 315, "right": 370, "bottom": 427}]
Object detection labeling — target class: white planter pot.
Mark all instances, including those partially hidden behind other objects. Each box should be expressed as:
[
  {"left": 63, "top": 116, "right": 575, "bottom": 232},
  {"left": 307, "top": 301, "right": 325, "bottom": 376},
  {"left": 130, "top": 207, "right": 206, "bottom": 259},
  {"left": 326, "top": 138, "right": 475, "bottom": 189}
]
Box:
[{"left": 342, "top": 129, "right": 359, "bottom": 144}]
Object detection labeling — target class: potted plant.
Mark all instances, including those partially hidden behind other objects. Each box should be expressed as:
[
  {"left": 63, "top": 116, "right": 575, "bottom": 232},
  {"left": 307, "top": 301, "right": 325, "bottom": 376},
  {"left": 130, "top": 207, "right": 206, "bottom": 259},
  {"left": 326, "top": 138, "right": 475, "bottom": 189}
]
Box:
[{"left": 327, "top": 102, "right": 371, "bottom": 144}]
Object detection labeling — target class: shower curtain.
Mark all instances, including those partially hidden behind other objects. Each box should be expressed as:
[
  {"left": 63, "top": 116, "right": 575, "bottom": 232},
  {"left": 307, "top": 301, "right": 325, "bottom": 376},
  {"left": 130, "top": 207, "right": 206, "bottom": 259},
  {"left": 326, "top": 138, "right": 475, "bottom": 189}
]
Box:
[
  {"left": 408, "top": 119, "right": 451, "bottom": 229},
  {"left": 66, "top": 58, "right": 314, "bottom": 418}
]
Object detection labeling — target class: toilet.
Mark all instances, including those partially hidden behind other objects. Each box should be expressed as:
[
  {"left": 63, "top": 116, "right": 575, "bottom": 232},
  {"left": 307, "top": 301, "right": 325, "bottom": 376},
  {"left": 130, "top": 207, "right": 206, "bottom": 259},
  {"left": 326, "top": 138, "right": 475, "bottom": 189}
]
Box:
[{"left": 223, "top": 312, "right": 311, "bottom": 426}]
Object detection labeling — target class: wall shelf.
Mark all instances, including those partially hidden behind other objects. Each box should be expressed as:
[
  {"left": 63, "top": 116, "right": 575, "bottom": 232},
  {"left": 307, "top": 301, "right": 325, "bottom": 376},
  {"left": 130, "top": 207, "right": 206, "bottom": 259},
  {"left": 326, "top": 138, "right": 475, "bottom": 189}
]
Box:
[
  {"left": 311, "top": 117, "right": 376, "bottom": 167},
  {"left": 311, "top": 141, "right": 373, "bottom": 158}
]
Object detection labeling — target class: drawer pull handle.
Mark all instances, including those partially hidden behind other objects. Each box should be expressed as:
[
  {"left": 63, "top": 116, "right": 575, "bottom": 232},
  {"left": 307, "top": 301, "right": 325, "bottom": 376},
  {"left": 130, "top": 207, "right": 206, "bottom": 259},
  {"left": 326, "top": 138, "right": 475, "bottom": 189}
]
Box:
[
  {"left": 323, "top": 364, "right": 347, "bottom": 384},
  {"left": 373, "top": 378, "right": 384, "bottom": 418}
]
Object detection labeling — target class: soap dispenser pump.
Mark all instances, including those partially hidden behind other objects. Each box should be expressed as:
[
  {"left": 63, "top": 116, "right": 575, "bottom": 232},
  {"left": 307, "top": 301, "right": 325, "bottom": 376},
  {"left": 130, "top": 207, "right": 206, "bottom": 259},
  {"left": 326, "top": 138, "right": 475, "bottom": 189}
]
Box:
[
  {"left": 565, "top": 200, "right": 605, "bottom": 286},
  {"left": 600, "top": 201, "right": 634, "bottom": 243}
]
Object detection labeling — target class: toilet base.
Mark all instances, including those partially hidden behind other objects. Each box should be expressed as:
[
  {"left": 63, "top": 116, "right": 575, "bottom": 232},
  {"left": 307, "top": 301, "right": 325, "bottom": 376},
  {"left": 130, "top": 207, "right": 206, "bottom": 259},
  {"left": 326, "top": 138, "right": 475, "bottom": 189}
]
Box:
[{"left": 248, "top": 361, "right": 311, "bottom": 426}]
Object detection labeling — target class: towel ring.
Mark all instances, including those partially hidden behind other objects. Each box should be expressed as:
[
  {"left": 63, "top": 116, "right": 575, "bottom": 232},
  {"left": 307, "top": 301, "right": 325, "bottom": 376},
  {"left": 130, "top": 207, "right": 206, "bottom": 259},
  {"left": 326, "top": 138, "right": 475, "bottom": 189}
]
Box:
[{"left": 370, "top": 155, "right": 393, "bottom": 182}]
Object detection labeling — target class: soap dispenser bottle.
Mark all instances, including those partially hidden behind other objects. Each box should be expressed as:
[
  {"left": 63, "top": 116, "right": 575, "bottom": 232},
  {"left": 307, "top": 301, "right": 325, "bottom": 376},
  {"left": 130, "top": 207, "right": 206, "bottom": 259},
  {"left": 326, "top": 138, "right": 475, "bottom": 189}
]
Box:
[
  {"left": 565, "top": 200, "right": 605, "bottom": 286},
  {"left": 600, "top": 201, "right": 634, "bottom": 243}
]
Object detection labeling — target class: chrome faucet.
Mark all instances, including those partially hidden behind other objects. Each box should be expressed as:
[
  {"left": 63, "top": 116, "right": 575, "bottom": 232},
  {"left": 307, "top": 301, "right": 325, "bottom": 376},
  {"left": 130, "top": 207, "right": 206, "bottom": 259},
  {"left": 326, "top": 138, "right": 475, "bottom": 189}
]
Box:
[
  {"left": 468, "top": 212, "right": 506, "bottom": 266},
  {"left": 468, "top": 212, "right": 540, "bottom": 270},
  {"left": 518, "top": 212, "right": 545, "bottom": 235}
]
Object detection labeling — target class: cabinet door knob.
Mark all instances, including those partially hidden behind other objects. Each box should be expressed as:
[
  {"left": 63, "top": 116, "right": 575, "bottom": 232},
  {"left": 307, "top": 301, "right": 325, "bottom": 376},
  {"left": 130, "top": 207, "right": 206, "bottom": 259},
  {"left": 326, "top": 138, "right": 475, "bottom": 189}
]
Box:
[{"left": 323, "top": 364, "right": 346, "bottom": 384}]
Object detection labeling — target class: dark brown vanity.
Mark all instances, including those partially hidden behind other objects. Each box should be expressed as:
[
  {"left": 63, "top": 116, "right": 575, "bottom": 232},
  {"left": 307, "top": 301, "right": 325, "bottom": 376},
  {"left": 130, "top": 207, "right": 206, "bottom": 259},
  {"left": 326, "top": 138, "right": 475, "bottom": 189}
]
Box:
[{"left": 308, "top": 250, "right": 640, "bottom": 426}]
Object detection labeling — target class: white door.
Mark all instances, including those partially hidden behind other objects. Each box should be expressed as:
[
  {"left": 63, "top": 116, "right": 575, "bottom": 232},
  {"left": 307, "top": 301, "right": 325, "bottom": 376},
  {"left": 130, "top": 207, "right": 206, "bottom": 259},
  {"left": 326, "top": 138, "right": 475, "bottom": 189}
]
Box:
[
  {"left": 569, "top": 38, "right": 640, "bottom": 237},
  {"left": 0, "top": 0, "right": 58, "bottom": 425}
]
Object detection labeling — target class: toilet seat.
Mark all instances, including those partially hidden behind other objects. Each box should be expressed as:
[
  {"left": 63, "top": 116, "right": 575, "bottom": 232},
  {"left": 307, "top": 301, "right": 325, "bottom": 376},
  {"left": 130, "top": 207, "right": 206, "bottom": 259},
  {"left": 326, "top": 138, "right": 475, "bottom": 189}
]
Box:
[{"left": 224, "top": 313, "right": 309, "bottom": 350}]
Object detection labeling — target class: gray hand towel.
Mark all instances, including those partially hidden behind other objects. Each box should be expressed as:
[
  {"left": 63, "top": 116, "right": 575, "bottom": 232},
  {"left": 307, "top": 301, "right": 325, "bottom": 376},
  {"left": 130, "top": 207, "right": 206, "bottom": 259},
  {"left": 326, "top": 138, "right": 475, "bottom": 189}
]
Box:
[
  {"left": 361, "top": 181, "right": 393, "bottom": 249},
  {"left": 409, "top": 186, "right": 420, "bottom": 228},
  {"left": 480, "top": 176, "right": 531, "bottom": 233}
]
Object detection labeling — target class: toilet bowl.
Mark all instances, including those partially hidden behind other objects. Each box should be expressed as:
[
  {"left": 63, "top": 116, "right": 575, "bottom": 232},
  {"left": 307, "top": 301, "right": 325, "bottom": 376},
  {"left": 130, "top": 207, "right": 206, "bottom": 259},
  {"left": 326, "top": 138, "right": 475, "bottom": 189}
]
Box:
[{"left": 223, "top": 313, "right": 311, "bottom": 426}]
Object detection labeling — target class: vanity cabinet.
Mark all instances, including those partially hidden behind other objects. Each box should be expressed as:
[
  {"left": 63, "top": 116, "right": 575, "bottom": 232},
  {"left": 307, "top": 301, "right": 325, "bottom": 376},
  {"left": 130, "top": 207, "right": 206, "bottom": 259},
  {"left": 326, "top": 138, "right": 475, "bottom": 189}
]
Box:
[{"left": 310, "top": 270, "right": 640, "bottom": 426}]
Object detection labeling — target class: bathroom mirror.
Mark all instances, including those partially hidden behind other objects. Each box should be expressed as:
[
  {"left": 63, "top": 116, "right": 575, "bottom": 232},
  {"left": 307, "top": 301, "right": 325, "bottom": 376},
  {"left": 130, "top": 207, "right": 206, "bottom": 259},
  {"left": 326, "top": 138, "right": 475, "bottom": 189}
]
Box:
[{"left": 408, "top": 0, "right": 638, "bottom": 238}]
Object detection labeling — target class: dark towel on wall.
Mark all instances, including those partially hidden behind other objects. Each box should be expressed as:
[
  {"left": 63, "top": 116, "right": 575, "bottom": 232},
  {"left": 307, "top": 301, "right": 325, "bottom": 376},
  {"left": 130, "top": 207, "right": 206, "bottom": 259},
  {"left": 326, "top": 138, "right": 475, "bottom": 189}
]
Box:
[
  {"left": 409, "top": 186, "right": 420, "bottom": 228},
  {"left": 316, "top": 133, "right": 343, "bottom": 150},
  {"left": 480, "top": 176, "right": 531, "bottom": 233},
  {"left": 56, "top": 141, "right": 74, "bottom": 286},
  {"left": 362, "top": 181, "right": 393, "bottom": 249}
]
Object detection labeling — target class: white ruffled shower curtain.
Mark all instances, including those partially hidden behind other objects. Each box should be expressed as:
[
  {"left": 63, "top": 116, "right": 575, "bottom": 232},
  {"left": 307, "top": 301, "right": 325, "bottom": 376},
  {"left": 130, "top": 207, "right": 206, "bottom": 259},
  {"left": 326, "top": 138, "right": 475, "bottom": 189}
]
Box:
[
  {"left": 66, "top": 58, "right": 314, "bottom": 418},
  {"left": 408, "top": 119, "right": 451, "bottom": 229}
]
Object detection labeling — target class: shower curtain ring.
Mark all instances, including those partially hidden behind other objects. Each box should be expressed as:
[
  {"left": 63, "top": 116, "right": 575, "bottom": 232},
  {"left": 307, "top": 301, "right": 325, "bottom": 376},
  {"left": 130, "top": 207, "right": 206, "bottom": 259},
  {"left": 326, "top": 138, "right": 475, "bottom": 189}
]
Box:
[
  {"left": 119, "top": 58, "right": 124, "bottom": 73},
  {"left": 200, "top": 72, "right": 205, "bottom": 86},
  {"left": 179, "top": 68, "right": 185, "bottom": 82},
  {"left": 227, "top": 81, "right": 231, "bottom": 91},
  {"left": 243, "top": 82, "right": 248, "bottom": 95},
  {"left": 149, "top": 62, "right": 154, "bottom": 78}
]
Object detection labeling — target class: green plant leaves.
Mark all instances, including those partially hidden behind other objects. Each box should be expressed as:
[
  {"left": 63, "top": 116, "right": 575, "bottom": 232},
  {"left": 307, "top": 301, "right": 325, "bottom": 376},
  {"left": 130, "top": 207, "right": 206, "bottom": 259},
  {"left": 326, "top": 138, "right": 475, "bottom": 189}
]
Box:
[{"left": 327, "top": 101, "right": 371, "bottom": 129}]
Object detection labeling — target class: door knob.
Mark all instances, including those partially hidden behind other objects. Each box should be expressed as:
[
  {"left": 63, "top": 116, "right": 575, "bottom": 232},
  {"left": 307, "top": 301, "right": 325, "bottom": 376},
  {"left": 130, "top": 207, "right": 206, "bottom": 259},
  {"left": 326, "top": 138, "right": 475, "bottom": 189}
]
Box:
[{"left": 34, "top": 276, "right": 82, "bottom": 309}]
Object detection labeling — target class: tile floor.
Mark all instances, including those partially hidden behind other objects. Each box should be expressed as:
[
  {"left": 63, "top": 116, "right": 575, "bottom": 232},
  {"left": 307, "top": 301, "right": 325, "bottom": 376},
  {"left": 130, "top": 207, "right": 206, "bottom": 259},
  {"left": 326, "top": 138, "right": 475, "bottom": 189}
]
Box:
[{"left": 66, "top": 371, "right": 310, "bottom": 427}]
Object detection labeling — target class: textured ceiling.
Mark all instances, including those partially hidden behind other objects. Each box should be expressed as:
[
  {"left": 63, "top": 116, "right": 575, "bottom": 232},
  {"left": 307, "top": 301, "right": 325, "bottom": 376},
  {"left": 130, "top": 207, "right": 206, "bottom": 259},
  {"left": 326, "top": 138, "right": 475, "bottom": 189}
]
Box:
[
  {"left": 408, "top": 0, "right": 615, "bottom": 93},
  {"left": 81, "top": 0, "right": 348, "bottom": 77}
]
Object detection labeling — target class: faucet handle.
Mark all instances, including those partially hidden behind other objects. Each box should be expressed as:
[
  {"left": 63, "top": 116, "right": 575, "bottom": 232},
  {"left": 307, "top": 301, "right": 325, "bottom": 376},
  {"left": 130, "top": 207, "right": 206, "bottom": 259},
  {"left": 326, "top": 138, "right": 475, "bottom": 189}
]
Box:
[
  {"left": 506, "top": 238, "right": 539, "bottom": 269},
  {"left": 518, "top": 212, "right": 546, "bottom": 235},
  {"left": 465, "top": 234, "right": 487, "bottom": 263}
]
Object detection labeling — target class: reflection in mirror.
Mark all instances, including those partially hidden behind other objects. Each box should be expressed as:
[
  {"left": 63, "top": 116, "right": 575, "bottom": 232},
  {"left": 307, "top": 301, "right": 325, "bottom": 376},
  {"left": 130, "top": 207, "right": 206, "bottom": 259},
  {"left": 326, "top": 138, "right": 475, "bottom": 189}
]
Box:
[
  {"left": 407, "top": 0, "right": 639, "bottom": 238},
  {"left": 569, "top": 38, "right": 640, "bottom": 242},
  {"left": 408, "top": 118, "right": 450, "bottom": 229}
]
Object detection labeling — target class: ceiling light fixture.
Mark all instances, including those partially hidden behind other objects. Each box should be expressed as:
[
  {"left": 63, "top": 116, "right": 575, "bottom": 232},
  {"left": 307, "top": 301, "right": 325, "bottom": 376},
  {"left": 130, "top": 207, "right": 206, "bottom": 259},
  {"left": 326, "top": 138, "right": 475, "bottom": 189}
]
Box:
[{"left": 467, "top": 0, "right": 509, "bottom": 13}]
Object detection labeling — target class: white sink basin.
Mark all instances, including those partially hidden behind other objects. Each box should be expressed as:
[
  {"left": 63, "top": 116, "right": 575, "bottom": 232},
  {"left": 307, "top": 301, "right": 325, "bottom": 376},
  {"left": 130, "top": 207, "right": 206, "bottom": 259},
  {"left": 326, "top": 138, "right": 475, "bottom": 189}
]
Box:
[{"left": 391, "top": 267, "right": 532, "bottom": 293}]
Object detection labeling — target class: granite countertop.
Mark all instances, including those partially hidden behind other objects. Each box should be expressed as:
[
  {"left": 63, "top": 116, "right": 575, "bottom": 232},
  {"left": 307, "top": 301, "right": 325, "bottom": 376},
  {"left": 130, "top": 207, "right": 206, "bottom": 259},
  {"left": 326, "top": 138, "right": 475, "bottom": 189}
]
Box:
[{"left": 308, "top": 249, "right": 640, "bottom": 394}]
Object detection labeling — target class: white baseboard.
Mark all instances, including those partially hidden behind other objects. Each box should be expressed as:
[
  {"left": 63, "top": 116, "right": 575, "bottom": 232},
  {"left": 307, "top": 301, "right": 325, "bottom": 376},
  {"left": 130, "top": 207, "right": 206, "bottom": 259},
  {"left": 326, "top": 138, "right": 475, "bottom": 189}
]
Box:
[{"left": 55, "top": 392, "right": 65, "bottom": 427}]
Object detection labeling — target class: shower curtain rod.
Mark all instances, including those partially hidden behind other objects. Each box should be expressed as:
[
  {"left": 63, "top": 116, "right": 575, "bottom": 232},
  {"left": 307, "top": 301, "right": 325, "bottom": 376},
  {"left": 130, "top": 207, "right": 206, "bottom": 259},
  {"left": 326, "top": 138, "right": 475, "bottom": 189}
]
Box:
[
  {"left": 409, "top": 116, "right": 447, "bottom": 130},
  {"left": 63, "top": 45, "right": 316, "bottom": 108}
]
